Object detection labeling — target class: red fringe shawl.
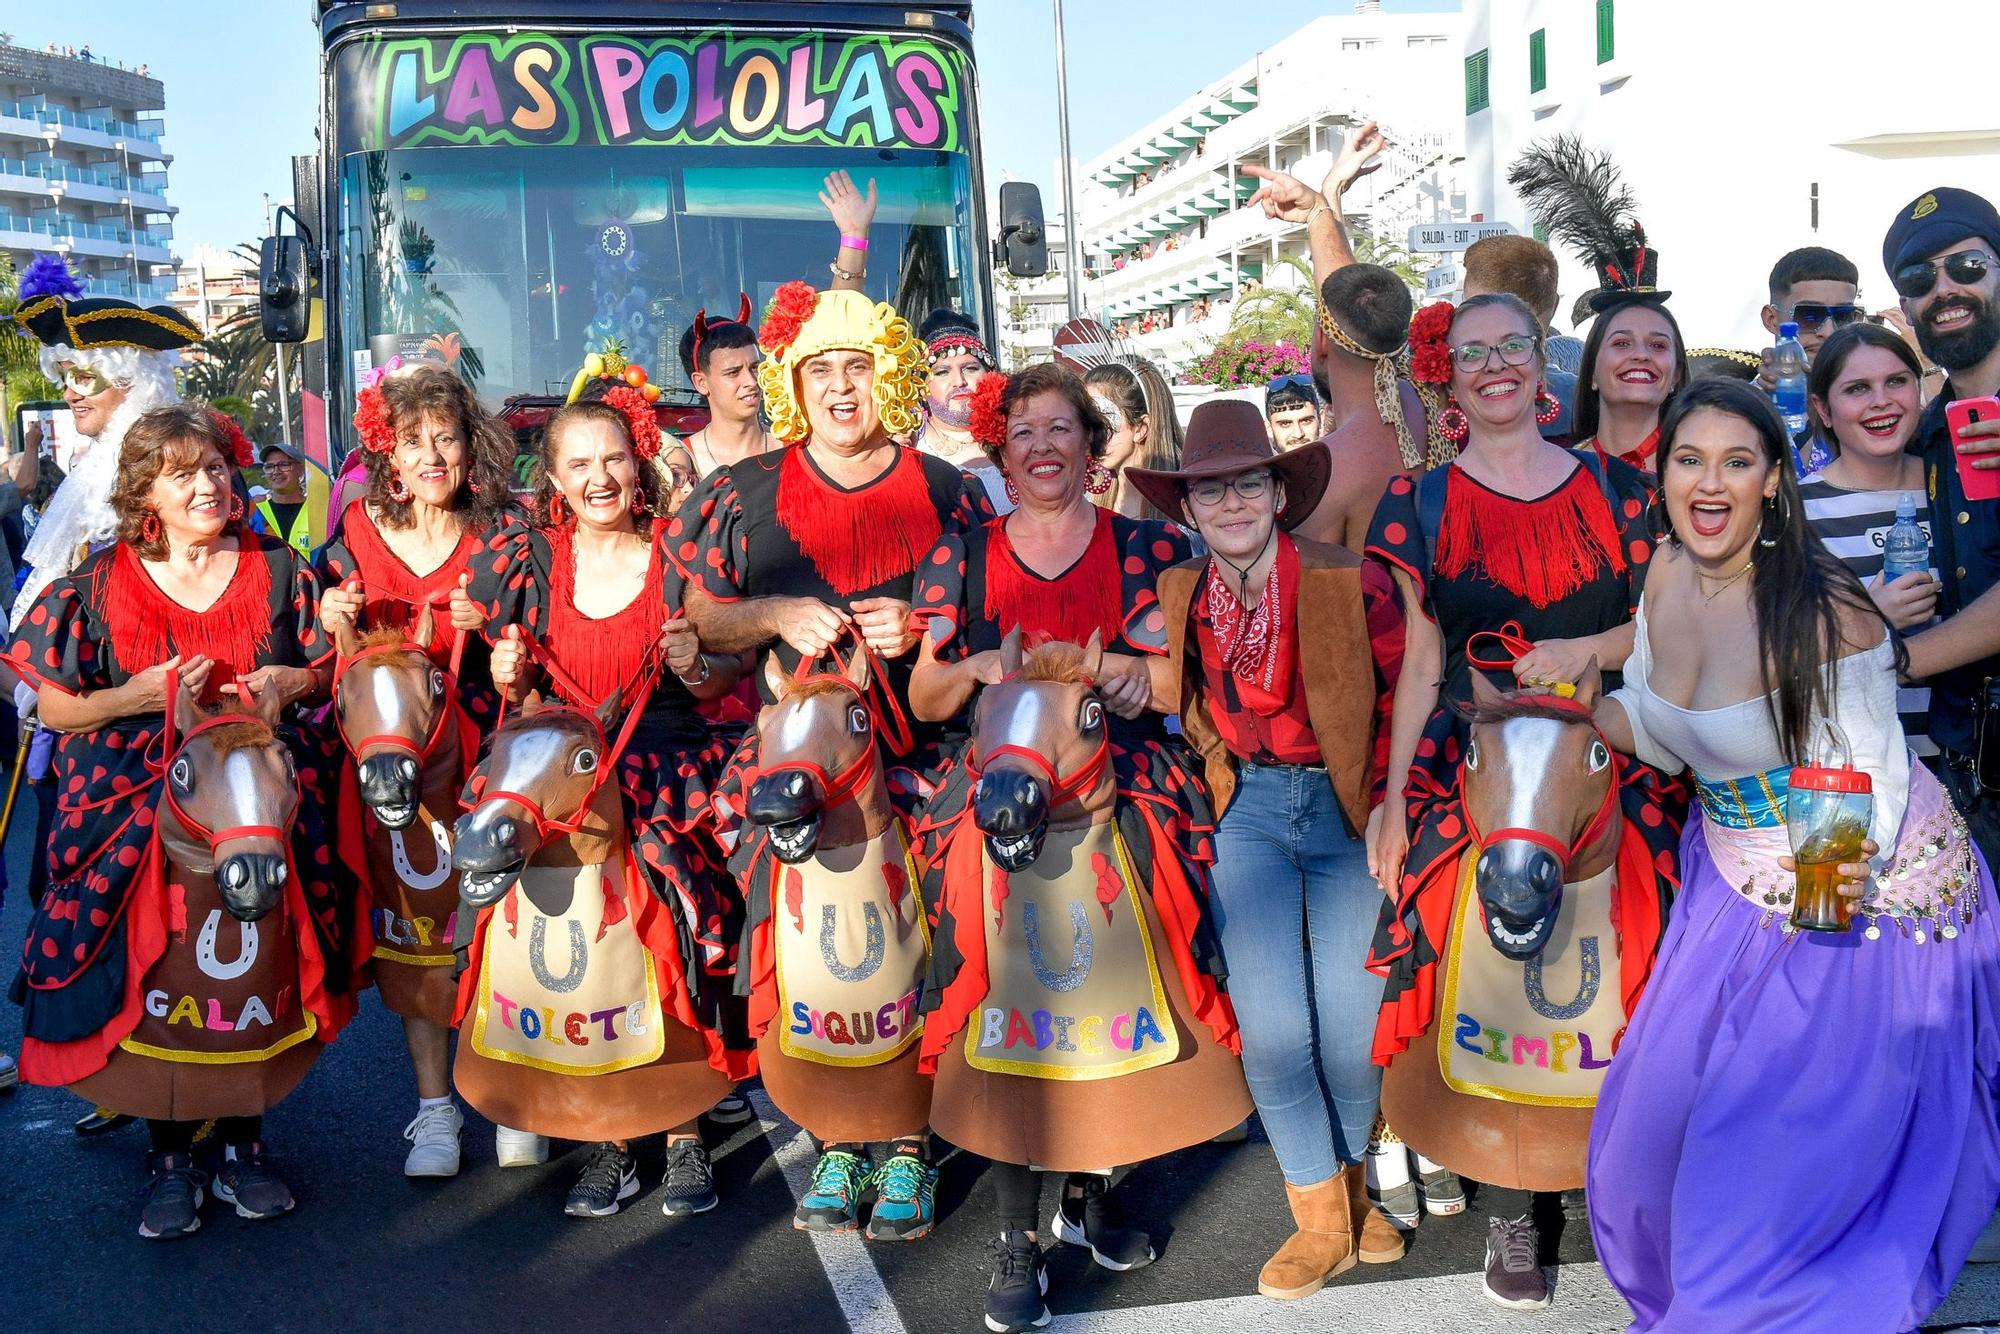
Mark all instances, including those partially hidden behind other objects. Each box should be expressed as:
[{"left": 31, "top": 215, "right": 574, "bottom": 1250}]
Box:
[
  {"left": 102, "top": 542, "right": 272, "bottom": 693},
  {"left": 983, "top": 511, "right": 1124, "bottom": 649},
  {"left": 775, "top": 448, "right": 942, "bottom": 597},
  {"left": 544, "top": 524, "right": 665, "bottom": 708},
  {"left": 335, "top": 501, "right": 478, "bottom": 667},
  {"left": 1433, "top": 466, "right": 1626, "bottom": 609}
]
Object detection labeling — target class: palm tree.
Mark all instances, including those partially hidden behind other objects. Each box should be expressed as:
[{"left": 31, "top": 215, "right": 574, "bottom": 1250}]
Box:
[
  {"left": 1216, "top": 254, "right": 1317, "bottom": 355},
  {"left": 0, "top": 256, "right": 61, "bottom": 410},
  {"left": 1349, "top": 220, "right": 1432, "bottom": 293}
]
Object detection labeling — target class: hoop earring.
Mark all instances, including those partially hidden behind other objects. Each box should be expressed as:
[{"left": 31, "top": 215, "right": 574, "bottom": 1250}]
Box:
[
  {"left": 227, "top": 493, "right": 245, "bottom": 523},
  {"left": 1437, "top": 399, "right": 1470, "bottom": 443},
  {"left": 467, "top": 481, "right": 482, "bottom": 496},
  {"left": 1002, "top": 471, "right": 1020, "bottom": 506},
  {"left": 631, "top": 486, "right": 647, "bottom": 515},
  {"left": 548, "top": 493, "right": 568, "bottom": 526},
  {"left": 1084, "top": 461, "right": 1115, "bottom": 496},
  {"left": 389, "top": 477, "right": 412, "bottom": 504},
  {"left": 1757, "top": 492, "right": 1788, "bottom": 549},
  {"left": 140, "top": 508, "right": 161, "bottom": 543},
  {"left": 1645, "top": 492, "right": 1679, "bottom": 548},
  {"left": 1535, "top": 385, "right": 1562, "bottom": 426}
]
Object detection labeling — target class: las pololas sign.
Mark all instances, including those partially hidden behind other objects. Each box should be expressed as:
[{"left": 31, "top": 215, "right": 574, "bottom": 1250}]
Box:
[
  {"left": 1409, "top": 221, "right": 1517, "bottom": 253},
  {"left": 346, "top": 31, "right": 969, "bottom": 153}
]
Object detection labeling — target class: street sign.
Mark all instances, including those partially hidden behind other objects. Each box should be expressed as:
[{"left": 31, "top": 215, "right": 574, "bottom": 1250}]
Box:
[
  {"left": 1052, "top": 318, "right": 1118, "bottom": 372},
  {"left": 1408, "top": 221, "right": 1517, "bottom": 253},
  {"left": 1424, "top": 262, "right": 1461, "bottom": 297}
]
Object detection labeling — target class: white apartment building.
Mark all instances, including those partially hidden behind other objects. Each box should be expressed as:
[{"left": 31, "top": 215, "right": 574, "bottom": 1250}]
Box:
[
  {"left": 1461, "top": 0, "right": 2000, "bottom": 348},
  {"left": 997, "top": 217, "right": 1073, "bottom": 369},
  {"left": 1075, "top": 5, "right": 1465, "bottom": 374}
]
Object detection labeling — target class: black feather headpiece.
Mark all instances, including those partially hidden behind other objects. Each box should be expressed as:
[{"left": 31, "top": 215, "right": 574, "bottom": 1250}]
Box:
[{"left": 1507, "top": 135, "right": 1669, "bottom": 314}]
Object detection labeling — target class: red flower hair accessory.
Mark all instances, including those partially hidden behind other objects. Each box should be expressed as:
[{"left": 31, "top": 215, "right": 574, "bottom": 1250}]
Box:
[
  {"left": 209, "top": 410, "right": 254, "bottom": 468},
  {"left": 1407, "top": 301, "right": 1456, "bottom": 386},
  {"left": 354, "top": 384, "right": 396, "bottom": 453},
  {"left": 601, "top": 384, "right": 663, "bottom": 460},
  {"left": 967, "top": 372, "right": 1010, "bottom": 447},
  {"left": 759, "top": 280, "right": 819, "bottom": 355}
]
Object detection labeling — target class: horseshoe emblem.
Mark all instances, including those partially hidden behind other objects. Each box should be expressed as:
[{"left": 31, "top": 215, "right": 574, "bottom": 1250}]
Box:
[
  {"left": 1023, "top": 901, "right": 1093, "bottom": 993},
  {"left": 819, "top": 902, "right": 886, "bottom": 984},
  {"left": 196, "top": 909, "right": 259, "bottom": 982},
  {"left": 1523, "top": 935, "right": 1601, "bottom": 1021},
  {"left": 528, "top": 916, "right": 587, "bottom": 994},
  {"left": 389, "top": 819, "right": 454, "bottom": 892}
]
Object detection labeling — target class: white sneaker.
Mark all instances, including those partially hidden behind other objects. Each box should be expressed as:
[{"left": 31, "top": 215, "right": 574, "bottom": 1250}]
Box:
[
  {"left": 0, "top": 1050, "right": 18, "bottom": 1090},
  {"left": 495, "top": 1125, "right": 549, "bottom": 1168},
  {"left": 402, "top": 1103, "right": 464, "bottom": 1178}
]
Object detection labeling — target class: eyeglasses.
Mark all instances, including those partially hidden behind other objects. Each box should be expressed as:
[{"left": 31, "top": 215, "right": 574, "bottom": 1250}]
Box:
[
  {"left": 260, "top": 456, "right": 298, "bottom": 471},
  {"left": 1776, "top": 302, "right": 1865, "bottom": 329},
  {"left": 1892, "top": 249, "right": 1996, "bottom": 299},
  {"left": 58, "top": 365, "right": 112, "bottom": 397},
  {"left": 1186, "top": 469, "right": 1273, "bottom": 506},
  {"left": 1449, "top": 334, "right": 1538, "bottom": 372}
]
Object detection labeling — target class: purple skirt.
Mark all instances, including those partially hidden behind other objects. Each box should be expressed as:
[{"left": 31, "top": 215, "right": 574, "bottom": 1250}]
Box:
[{"left": 1588, "top": 816, "right": 2000, "bottom": 1333}]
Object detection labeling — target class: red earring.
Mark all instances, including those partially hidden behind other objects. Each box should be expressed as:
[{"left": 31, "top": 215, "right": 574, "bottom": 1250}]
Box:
[
  {"left": 140, "top": 508, "right": 161, "bottom": 543},
  {"left": 1002, "top": 472, "right": 1020, "bottom": 505},
  {"left": 1535, "top": 386, "right": 1562, "bottom": 426},
  {"left": 467, "top": 481, "right": 482, "bottom": 496},
  {"left": 389, "top": 477, "right": 411, "bottom": 503},
  {"left": 548, "top": 493, "right": 568, "bottom": 526},
  {"left": 1085, "top": 462, "right": 1115, "bottom": 495},
  {"left": 631, "top": 486, "right": 647, "bottom": 515},
  {"left": 1438, "top": 400, "right": 1470, "bottom": 443}
]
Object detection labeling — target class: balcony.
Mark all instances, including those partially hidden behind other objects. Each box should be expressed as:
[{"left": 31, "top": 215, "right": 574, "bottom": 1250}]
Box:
[
  {"left": 1086, "top": 78, "right": 1260, "bottom": 195},
  {"left": 0, "top": 99, "right": 167, "bottom": 161}
]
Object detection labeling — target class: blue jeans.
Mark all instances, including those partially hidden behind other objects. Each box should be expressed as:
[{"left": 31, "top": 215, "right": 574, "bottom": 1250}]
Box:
[{"left": 1208, "top": 763, "right": 1384, "bottom": 1186}]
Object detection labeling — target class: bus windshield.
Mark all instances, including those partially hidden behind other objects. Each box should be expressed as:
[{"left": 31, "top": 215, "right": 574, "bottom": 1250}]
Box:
[{"left": 326, "top": 27, "right": 983, "bottom": 414}]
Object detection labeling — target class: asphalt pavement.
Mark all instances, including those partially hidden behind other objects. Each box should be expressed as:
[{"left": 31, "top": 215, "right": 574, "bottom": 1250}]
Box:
[{"left": 1, "top": 789, "right": 1997, "bottom": 1334}]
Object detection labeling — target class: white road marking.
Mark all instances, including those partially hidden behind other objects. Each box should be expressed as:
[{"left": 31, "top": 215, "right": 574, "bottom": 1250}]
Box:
[{"left": 748, "top": 1089, "right": 909, "bottom": 1334}]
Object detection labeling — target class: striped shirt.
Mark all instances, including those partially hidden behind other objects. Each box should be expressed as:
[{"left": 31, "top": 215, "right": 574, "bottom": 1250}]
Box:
[{"left": 1798, "top": 474, "right": 1936, "bottom": 757}]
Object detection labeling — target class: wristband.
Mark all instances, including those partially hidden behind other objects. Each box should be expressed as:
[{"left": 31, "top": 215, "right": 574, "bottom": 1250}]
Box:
[{"left": 839, "top": 235, "right": 870, "bottom": 252}]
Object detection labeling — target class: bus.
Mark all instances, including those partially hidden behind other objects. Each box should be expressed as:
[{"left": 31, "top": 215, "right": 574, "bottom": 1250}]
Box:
[{"left": 261, "top": 1, "right": 1045, "bottom": 460}]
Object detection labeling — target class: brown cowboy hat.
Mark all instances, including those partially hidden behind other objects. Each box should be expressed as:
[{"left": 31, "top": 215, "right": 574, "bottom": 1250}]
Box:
[{"left": 1125, "top": 399, "right": 1330, "bottom": 530}]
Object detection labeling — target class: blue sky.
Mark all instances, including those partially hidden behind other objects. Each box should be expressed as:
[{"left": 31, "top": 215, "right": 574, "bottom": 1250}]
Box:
[{"left": 6, "top": 0, "right": 1456, "bottom": 257}]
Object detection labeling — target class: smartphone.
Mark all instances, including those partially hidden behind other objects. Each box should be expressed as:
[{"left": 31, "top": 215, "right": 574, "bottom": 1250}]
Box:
[{"left": 1948, "top": 397, "right": 2000, "bottom": 502}]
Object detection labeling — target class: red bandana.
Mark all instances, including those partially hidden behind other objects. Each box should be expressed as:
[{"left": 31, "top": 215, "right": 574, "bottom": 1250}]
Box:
[
  {"left": 774, "top": 447, "right": 943, "bottom": 597},
  {"left": 1203, "top": 532, "right": 1296, "bottom": 695}
]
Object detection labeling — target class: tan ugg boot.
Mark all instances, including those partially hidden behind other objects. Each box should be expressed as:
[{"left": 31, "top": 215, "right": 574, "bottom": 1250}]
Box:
[
  {"left": 1346, "top": 1160, "right": 1408, "bottom": 1263},
  {"left": 1257, "top": 1176, "right": 1358, "bottom": 1299}
]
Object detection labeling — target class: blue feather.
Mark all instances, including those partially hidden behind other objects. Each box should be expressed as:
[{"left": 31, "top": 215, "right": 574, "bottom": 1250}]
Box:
[{"left": 17, "top": 252, "right": 84, "bottom": 303}]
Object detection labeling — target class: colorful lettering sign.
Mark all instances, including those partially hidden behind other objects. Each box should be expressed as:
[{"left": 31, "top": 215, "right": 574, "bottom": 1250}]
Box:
[{"left": 345, "top": 31, "right": 968, "bottom": 153}]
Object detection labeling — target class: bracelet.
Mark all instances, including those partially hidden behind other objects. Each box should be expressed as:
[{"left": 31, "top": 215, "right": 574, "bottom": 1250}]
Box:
[
  {"left": 675, "top": 654, "right": 712, "bottom": 687},
  {"left": 1303, "top": 201, "right": 1329, "bottom": 230},
  {"left": 829, "top": 260, "right": 864, "bottom": 283},
  {"left": 839, "top": 235, "right": 869, "bottom": 252}
]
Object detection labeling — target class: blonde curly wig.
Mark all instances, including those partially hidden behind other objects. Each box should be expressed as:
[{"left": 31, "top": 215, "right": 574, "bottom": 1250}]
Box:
[{"left": 757, "top": 289, "right": 926, "bottom": 444}]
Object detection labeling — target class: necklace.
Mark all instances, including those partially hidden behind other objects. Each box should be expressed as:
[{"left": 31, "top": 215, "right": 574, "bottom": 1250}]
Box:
[{"left": 1696, "top": 556, "right": 1756, "bottom": 604}]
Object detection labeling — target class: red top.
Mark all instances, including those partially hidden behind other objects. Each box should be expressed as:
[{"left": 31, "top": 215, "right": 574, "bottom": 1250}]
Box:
[
  {"left": 328, "top": 500, "right": 481, "bottom": 671},
  {"left": 543, "top": 524, "right": 666, "bottom": 707}
]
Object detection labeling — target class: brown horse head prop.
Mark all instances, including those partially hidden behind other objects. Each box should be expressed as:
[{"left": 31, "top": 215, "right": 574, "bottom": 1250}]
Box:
[
  {"left": 746, "top": 648, "right": 886, "bottom": 863},
  {"left": 158, "top": 683, "right": 297, "bottom": 923},
  {"left": 453, "top": 688, "right": 624, "bottom": 907},
  {"left": 1460, "top": 662, "right": 1617, "bottom": 960},
  {"left": 969, "top": 628, "right": 1115, "bottom": 873},
  {"left": 332, "top": 610, "right": 450, "bottom": 829}
]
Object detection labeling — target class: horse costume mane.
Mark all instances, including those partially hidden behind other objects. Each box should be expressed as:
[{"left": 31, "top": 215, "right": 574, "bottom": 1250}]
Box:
[{"left": 1014, "top": 641, "right": 1096, "bottom": 685}]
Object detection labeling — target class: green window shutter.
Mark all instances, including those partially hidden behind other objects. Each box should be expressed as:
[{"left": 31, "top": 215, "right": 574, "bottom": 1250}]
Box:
[
  {"left": 1529, "top": 29, "right": 1547, "bottom": 93},
  {"left": 1597, "top": 0, "right": 1615, "bottom": 63},
  {"left": 1465, "top": 49, "right": 1490, "bottom": 114}
]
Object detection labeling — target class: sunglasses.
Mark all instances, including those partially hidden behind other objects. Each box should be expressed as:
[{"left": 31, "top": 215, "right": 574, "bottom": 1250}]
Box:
[
  {"left": 1186, "top": 469, "right": 1273, "bottom": 507},
  {"left": 59, "top": 365, "right": 112, "bottom": 397},
  {"left": 1265, "top": 372, "right": 1315, "bottom": 396},
  {"left": 1776, "top": 302, "right": 1865, "bottom": 329},
  {"left": 1450, "top": 334, "right": 1538, "bottom": 372},
  {"left": 1892, "top": 248, "right": 1996, "bottom": 299}
]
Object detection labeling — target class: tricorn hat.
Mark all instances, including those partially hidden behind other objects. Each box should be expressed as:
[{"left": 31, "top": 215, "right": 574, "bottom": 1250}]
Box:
[
  {"left": 1125, "top": 399, "right": 1329, "bottom": 531},
  {"left": 13, "top": 294, "right": 200, "bottom": 352}
]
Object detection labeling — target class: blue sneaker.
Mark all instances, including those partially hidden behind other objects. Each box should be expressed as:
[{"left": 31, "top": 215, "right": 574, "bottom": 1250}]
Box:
[
  {"left": 795, "top": 1148, "right": 867, "bottom": 1232},
  {"left": 864, "top": 1149, "right": 936, "bottom": 1242}
]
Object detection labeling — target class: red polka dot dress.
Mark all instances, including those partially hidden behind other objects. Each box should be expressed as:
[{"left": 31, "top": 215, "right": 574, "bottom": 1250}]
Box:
[
  {"left": 5, "top": 536, "right": 362, "bottom": 1088},
  {"left": 1361, "top": 455, "right": 1686, "bottom": 1062}
]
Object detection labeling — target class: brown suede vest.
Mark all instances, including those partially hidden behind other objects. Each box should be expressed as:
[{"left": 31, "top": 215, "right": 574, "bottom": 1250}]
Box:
[{"left": 1160, "top": 536, "right": 1377, "bottom": 832}]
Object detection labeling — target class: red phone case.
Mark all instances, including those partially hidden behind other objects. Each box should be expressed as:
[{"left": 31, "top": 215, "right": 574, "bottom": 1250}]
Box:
[{"left": 1948, "top": 397, "right": 2000, "bottom": 502}]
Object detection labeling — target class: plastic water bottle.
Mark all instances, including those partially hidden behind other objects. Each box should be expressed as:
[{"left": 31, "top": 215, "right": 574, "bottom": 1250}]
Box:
[
  {"left": 1773, "top": 322, "right": 1809, "bottom": 437},
  {"left": 1880, "top": 492, "right": 1930, "bottom": 582}
]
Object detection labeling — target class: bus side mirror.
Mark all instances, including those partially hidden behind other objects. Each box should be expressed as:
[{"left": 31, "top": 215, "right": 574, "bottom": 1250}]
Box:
[
  {"left": 259, "top": 206, "right": 314, "bottom": 345},
  {"left": 994, "top": 182, "right": 1048, "bottom": 279}
]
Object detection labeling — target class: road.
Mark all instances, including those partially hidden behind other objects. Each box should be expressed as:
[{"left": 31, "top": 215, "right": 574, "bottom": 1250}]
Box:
[{"left": 1, "top": 803, "right": 1997, "bottom": 1333}]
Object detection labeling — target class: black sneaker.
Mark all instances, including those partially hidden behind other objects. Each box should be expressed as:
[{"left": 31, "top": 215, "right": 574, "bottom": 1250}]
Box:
[
  {"left": 212, "top": 1142, "right": 295, "bottom": 1221},
  {"left": 564, "top": 1143, "right": 639, "bottom": 1218},
  {"left": 1483, "top": 1215, "right": 1551, "bottom": 1311},
  {"left": 984, "top": 1230, "right": 1050, "bottom": 1333},
  {"left": 138, "top": 1151, "right": 206, "bottom": 1239},
  {"left": 707, "top": 1092, "right": 754, "bottom": 1125},
  {"left": 76, "top": 1106, "right": 136, "bottom": 1136},
  {"left": 660, "top": 1137, "right": 718, "bottom": 1216},
  {"left": 1050, "top": 1174, "right": 1154, "bottom": 1271}
]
